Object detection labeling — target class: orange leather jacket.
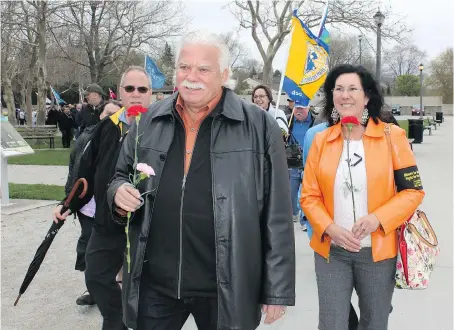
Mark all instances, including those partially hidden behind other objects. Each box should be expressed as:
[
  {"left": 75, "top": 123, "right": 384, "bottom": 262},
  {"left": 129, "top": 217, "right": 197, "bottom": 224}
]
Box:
[{"left": 300, "top": 119, "right": 424, "bottom": 262}]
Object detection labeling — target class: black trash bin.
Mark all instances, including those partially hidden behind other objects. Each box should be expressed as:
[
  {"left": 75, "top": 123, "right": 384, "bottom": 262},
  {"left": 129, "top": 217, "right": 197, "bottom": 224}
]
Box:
[
  {"left": 408, "top": 119, "right": 424, "bottom": 144},
  {"left": 436, "top": 112, "right": 444, "bottom": 123}
]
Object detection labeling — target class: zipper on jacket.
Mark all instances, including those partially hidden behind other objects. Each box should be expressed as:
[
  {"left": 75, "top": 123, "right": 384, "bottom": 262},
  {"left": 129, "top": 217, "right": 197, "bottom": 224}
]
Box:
[
  {"left": 177, "top": 175, "right": 186, "bottom": 299},
  {"left": 177, "top": 121, "right": 202, "bottom": 299}
]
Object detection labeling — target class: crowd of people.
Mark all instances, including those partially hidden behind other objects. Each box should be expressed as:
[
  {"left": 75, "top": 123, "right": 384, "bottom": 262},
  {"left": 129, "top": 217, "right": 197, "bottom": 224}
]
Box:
[{"left": 49, "top": 30, "right": 423, "bottom": 330}]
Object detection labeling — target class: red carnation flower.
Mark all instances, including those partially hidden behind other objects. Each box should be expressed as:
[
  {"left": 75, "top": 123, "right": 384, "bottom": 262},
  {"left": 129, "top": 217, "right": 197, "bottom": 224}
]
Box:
[
  {"left": 341, "top": 116, "right": 360, "bottom": 125},
  {"left": 127, "top": 105, "right": 147, "bottom": 117}
]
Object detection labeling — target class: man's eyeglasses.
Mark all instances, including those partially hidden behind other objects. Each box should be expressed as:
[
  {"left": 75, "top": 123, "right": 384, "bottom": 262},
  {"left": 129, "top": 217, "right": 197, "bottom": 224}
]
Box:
[
  {"left": 332, "top": 87, "right": 363, "bottom": 95},
  {"left": 122, "top": 85, "right": 149, "bottom": 94}
]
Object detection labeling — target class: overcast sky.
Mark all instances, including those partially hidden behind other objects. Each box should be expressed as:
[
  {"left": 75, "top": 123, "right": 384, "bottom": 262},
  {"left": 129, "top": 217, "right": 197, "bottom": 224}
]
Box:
[{"left": 183, "top": 0, "right": 453, "bottom": 71}]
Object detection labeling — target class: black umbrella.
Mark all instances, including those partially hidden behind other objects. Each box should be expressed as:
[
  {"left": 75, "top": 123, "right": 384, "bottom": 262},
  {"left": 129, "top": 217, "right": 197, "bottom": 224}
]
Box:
[{"left": 14, "top": 178, "right": 88, "bottom": 306}]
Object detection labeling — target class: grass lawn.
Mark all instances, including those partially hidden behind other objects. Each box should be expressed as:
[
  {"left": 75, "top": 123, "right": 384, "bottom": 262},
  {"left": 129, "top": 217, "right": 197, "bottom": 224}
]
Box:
[
  {"left": 9, "top": 183, "right": 65, "bottom": 200},
  {"left": 8, "top": 149, "right": 71, "bottom": 166}
]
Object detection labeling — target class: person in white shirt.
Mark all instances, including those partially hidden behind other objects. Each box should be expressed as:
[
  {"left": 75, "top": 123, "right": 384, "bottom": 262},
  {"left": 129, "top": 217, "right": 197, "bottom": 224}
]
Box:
[{"left": 252, "top": 85, "right": 288, "bottom": 135}]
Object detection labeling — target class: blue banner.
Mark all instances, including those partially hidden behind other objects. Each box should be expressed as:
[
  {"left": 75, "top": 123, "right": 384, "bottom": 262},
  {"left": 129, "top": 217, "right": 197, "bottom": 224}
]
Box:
[
  {"left": 145, "top": 55, "right": 166, "bottom": 89},
  {"left": 51, "top": 86, "right": 66, "bottom": 104}
]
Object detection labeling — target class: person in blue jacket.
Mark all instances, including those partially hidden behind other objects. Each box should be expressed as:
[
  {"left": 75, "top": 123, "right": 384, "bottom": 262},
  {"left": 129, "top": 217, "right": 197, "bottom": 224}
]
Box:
[{"left": 301, "top": 122, "right": 328, "bottom": 237}]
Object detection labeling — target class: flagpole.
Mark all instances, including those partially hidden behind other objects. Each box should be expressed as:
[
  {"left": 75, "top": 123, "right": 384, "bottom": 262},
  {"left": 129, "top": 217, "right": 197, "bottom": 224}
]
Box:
[
  {"left": 317, "top": 0, "right": 329, "bottom": 37},
  {"left": 274, "top": 1, "right": 311, "bottom": 119}
]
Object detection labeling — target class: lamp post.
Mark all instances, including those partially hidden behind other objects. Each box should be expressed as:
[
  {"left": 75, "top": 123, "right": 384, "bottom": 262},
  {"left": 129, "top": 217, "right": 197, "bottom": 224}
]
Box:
[
  {"left": 374, "top": 9, "right": 385, "bottom": 85},
  {"left": 419, "top": 63, "right": 424, "bottom": 119},
  {"left": 358, "top": 35, "right": 363, "bottom": 65}
]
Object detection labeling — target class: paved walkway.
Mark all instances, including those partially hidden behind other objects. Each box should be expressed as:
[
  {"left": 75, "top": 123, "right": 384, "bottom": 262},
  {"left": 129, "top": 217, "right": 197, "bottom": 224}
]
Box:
[
  {"left": 8, "top": 165, "right": 68, "bottom": 186},
  {"left": 2, "top": 118, "right": 453, "bottom": 329}
]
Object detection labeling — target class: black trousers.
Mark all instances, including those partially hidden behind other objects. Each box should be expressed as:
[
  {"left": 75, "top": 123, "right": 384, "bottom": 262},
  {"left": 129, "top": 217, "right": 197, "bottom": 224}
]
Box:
[
  {"left": 74, "top": 212, "right": 94, "bottom": 271},
  {"left": 85, "top": 228, "right": 127, "bottom": 330},
  {"left": 61, "top": 128, "right": 73, "bottom": 148},
  {"left": 137, "top": 280, "right": 217, "bottom": 330}
]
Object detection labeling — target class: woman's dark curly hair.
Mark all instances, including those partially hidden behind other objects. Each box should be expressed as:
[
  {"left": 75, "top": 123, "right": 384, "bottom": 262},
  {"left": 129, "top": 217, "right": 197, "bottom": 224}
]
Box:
[{"left": 322, "top": 64, "right": 384, "bottom": 126}]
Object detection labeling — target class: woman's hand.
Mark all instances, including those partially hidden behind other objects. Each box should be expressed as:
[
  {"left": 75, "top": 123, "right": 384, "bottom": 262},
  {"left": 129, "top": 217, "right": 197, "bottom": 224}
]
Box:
[
  {"left": 352, "top": 214, "right": 380, "bottom": 240},
  {"left": 325, "top": 224, "right": 361, "bottom": 252}
]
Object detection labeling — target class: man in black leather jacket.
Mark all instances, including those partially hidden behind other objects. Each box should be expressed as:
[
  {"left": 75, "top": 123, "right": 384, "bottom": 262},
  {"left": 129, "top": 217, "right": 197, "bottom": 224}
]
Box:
[{"left": 107, "top": 31, "right": 295, "bottom": 330}]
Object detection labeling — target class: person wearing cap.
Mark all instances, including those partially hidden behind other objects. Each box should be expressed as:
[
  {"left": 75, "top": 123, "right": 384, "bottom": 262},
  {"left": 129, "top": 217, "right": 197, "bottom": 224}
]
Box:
[
  {"left": 284, "top": 98, "right": 295, "bottom": 116},
  {"left": 77, "top": 83, "right": 105, "bottom": 135},
  {"left": 287, "top": 101, "right": 315, "bottom": 231}
]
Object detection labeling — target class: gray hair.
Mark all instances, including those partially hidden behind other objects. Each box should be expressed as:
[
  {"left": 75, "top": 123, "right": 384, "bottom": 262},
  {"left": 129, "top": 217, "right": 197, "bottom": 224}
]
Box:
[
  {"left": 119, "top": 66, "right": 152, "bottom": 89},
  {"left": 175, "top": 31, "right": 235, "bottom": 89}
]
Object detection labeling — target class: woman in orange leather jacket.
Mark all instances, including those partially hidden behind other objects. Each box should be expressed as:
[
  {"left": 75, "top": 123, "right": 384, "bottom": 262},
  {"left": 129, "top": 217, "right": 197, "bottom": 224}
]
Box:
[{"left": 300, "top": 64, "right": 424, "bottom": 330}]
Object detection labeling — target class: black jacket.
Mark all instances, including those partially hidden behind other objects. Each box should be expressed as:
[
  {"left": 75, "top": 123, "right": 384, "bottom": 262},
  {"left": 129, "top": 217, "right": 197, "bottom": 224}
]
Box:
[
  {"left": 66, "top": 109, "right": 127, "bottom": 235},
  {"left": 77, "top": 103, "right": 103, "bottom": 134},
  {"left": 107, "top": 89, "right": 296, "bottom": 330},
  {"left": 57, "top": 112, "right": 75, "bottom": 131},
  {"left": 64, "top": 125, "right": 98, "bottom": 196}
]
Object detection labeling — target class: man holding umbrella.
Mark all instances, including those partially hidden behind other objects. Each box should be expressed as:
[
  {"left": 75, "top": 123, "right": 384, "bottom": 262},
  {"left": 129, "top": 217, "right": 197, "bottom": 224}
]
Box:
[{"left": 53, "top": 66, "right": 152, "bottom": 330}]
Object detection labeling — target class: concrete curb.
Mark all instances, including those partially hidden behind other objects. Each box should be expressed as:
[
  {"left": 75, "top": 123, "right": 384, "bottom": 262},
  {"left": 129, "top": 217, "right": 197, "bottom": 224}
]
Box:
[{"left": 1, "top": 199, "right": 59, "bottom": 215}]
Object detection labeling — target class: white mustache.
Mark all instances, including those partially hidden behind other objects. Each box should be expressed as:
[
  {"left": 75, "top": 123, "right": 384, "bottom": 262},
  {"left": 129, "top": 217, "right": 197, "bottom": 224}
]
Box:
[{"left": 181, "top": 80, "right": 206, "bottom": 90}]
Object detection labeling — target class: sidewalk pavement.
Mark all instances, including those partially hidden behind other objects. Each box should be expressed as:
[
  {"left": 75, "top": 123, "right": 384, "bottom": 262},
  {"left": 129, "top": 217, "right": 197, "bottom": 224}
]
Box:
[
  {"left": 2, "top": 118, "right": 452, "bottom": 330},
  {"left": 8, "top": 165, "right": 68, "bottom": 186}
]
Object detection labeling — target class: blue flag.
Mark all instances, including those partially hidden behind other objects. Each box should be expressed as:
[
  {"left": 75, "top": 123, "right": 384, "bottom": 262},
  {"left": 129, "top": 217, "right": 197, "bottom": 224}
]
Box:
[
  {"left": 51, "top": 86, "right": 66, "bottom": 104},
  {"left": 145, "top": 55, "right": 166, "bottom": 89}
]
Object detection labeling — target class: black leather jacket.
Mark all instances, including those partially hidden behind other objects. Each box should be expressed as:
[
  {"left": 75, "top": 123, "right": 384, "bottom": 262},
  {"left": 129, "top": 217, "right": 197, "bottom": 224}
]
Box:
[{"left": 107, "top": 89, "right": 295, "bottom": 330}]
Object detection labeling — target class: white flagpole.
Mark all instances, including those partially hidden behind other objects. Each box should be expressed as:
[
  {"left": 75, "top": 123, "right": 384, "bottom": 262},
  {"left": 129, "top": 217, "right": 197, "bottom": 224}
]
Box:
[
  {"left": 317, "top": 0, "right": 329, "bottom": 37},
  {"left": 274, "top": 1, "right": 311, "bottom": 118}
]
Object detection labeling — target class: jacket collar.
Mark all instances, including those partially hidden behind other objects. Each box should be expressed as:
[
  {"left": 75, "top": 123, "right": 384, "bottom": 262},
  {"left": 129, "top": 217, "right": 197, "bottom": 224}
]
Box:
[
  {"left": 327, "top": 118, "right": 385, "bottom": 141},
  {"left": 150, "top": 88, "right": 244, "bottom": 122}
]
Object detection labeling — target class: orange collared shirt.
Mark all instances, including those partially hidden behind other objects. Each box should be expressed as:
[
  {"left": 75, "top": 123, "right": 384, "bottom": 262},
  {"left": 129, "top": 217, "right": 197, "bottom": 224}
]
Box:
[{"left": 175, "top": 90, "right": 223, "bottom": 174}]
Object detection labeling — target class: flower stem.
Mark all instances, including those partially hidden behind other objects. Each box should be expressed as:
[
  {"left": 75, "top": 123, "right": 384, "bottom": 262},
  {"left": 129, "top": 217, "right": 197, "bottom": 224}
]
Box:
[
  {"left": 346, "top": 128, "right": 357, "bottom": 223},
  {"left": 125, "top": 115, "right": 141, "bottom": 274},
  {"left": 126, "top": 212, "right": 131, "bottom": 273}
]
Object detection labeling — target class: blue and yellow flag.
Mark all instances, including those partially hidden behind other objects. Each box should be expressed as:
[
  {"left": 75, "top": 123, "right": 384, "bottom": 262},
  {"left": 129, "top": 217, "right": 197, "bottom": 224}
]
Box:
[{"left": 283, "top": 10, "right": 330, "bottom": 107}]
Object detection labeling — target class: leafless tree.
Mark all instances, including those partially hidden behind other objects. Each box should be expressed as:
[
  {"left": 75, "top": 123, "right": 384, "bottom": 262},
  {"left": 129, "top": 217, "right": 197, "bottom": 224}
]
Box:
[
  {"left": 2, "top": 1, "right": 68, "bottom": 125},
  {"left": 425, "top": 48, "right": 453, "bottom": 104},
  {"left": 50, "top": 1, "right": 186, "bottom": 84},
  {"left": 219, "top": 32, "right": 249, "bottom": 73},
  {"left": 328, "top": 33, "right": 375, "bottom": 73},
  {"left": 229, "top": 0, "right": 410, "bottom": 86},
  {"left": 384, "top": 44, "right": 426, "bottom": 79}
]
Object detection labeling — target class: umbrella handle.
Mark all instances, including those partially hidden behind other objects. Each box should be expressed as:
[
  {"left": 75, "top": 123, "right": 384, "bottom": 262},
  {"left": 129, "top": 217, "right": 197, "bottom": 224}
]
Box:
[
  {"left": 14, "top": 294, "right": 22, "bottom": 306},
  {"left": 63, "top": 178, "right": 88, "bottom": 208}
]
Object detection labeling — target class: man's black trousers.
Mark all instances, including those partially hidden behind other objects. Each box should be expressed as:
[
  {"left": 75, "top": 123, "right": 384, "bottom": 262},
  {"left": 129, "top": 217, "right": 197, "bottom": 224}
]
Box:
[
  {"left": 61, "top": 128, "right": 73, "bottom": 148},
  {"left": 85, "top": 227, "right": 127, "bottom": 330},
  {"left": 74, "top": 212, "right": 94, "bottom": 271},
  {"left": 137, "top": 271, "right": 218, "bottom": 330}
]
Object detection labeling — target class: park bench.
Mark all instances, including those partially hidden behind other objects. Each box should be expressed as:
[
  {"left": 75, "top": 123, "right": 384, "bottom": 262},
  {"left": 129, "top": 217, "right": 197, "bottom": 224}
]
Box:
[
  {"left": 15, "top": 125, "right": 59, "bottom": 148},
  {"left": 423, "top": 118, "right": 435, "bottom": 135},
  {"left": 433, "top": 114, "right": 442, "bottom": 126}
]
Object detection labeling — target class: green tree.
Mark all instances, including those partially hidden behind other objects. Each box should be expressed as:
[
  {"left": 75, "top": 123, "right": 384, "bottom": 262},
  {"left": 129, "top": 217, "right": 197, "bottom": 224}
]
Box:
[
  {"left": 159, "top": 42, "right": 175, "bottom": 86},
  {"left": 425, "top": 48, "right": 453, "bottom": 104},
  {"left": 393, "top": 74, "right": 420, "bottom": 96},
  {"left": 250, "top": 66, "right": 257, "bottom": 78}
]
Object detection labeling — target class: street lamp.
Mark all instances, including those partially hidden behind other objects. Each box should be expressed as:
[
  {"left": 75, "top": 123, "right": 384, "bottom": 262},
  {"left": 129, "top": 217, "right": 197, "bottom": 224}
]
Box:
[
  {"left": 419, "top": 63, "right": 424, "bottom": 119},
  {"left": 358, "top": 35, "right": 363, "bottom": 65},
  {"left": 374, "top": 9, "right": 385, "bottom": 85}
]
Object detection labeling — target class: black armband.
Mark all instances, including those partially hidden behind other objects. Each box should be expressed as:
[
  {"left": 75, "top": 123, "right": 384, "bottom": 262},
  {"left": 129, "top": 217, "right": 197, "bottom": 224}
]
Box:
[{"left": 394, "top": 166, "right": 423, "bottom": 192}]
